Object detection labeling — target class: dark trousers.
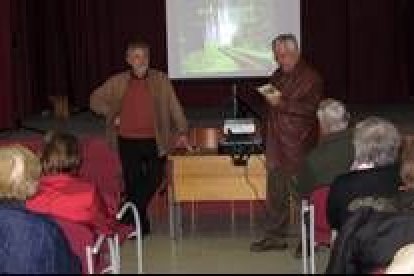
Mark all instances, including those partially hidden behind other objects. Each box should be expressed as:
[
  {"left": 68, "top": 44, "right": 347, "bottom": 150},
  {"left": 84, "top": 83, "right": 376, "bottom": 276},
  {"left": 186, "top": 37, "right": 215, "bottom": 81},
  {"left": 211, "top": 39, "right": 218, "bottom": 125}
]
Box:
[
  {"left": 264, "top": 169, "right": 298, "bottom": 238},
  {"left": 117, "top": 137, "right": 166, "bottom": 232}
]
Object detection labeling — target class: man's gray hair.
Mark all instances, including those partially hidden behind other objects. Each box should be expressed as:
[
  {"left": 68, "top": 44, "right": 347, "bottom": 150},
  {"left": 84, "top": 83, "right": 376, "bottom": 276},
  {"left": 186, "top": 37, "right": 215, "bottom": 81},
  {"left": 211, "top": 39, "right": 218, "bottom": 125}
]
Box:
[
  {"left": 353, "top": 117, "right": 401, "bottom": 166},
  {"left": 317, "top": 98, "right": 350, "bottom": 134},
  {"left": 125, "top": 38, "right": 150, "bottom": 55},
  {"left": 272, "top": 33, "right": 299, "bottom": 52}
]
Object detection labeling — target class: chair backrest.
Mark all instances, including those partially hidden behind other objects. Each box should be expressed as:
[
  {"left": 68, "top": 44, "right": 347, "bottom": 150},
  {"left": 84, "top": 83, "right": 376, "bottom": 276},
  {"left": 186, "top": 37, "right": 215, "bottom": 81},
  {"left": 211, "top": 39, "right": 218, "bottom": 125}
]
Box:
[
  {"left": 0, "top": 207, "right": 81, "bottom": 274},
  {"left": 80, "top": 136, "right": 123, "bottom": 216},
  {"left": 309, "top": 185, "right": 331, "bottom": 246}
]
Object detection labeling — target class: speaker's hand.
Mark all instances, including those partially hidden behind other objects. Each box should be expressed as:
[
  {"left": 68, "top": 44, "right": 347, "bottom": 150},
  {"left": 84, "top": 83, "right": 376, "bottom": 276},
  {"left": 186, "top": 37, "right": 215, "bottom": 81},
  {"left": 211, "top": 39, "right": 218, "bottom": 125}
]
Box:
[
  {"left": 175, "top": 135, "right": 194, "bottom": 152},
  {"left": 263, "top": 91, "right": 281, "bottom": 106}
]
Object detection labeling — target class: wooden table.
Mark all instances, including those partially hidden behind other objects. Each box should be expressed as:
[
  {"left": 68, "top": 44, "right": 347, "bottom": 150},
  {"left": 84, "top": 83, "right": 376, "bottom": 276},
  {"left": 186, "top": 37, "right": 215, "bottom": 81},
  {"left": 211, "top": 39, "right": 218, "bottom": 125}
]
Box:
[{"left": 167, "top": 153, "right": 266, "bottom": 239}]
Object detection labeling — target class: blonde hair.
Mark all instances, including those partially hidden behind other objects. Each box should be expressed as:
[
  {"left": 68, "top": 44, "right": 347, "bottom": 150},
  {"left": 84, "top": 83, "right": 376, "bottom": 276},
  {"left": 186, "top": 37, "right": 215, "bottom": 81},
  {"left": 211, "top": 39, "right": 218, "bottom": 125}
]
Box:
[{"left": 0, "top": 145, "right": 41, "bottom": 200}]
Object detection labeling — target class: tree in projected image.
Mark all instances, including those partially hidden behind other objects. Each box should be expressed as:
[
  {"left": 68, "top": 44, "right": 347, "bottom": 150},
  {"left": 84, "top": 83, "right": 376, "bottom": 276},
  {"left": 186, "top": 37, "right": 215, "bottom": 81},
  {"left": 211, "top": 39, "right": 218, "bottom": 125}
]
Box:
[{"left": 181, "top": 0, "right": 276, "bottom": 75}]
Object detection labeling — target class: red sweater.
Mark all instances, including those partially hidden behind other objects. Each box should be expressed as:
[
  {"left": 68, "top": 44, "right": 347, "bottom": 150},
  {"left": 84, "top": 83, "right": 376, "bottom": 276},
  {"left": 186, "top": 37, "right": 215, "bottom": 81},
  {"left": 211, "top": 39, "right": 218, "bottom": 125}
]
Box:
[{"left": 119, "top": 78, "right": 156, "bottom": 138}]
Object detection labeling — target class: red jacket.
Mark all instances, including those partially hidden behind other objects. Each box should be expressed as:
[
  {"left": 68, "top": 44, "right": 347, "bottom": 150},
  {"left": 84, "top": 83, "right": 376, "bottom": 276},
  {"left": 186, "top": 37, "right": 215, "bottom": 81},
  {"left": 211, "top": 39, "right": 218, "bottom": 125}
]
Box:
[{"left": 26, "top": 174, "right": 116, "bottom": 235}]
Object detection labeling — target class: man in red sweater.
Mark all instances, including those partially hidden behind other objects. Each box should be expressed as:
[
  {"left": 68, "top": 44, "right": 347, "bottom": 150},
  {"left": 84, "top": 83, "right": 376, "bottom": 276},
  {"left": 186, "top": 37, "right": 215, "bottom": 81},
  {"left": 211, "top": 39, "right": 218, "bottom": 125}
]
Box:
[{"left": 90, "top": 39, "right": 191, "bottom": 236}]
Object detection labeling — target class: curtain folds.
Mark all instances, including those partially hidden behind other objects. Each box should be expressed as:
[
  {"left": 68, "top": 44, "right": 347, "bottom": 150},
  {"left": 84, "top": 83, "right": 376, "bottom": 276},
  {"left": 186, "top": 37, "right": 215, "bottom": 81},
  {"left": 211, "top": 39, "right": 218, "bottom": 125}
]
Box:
[
  {"left": 0, "top": 0, "right": 13, "bottom": 129},
  {"left": 1, "top": 0, "right": 414, "bottom": 129}
]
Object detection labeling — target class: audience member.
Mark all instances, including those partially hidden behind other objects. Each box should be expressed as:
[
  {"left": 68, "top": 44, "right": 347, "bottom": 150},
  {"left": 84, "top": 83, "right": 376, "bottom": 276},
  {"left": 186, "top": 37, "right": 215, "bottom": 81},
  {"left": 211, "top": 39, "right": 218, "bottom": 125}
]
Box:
[
  {"left": 326, "top": 208, "right": 414, "bottom": 274},
  {"left": 26, "top": 131, "right": 116, "bottom": 234},
  {"left": 25, "top": 131, "right": 120, "bottom": 272},
  {"left": 335, "top": 135, "right": 414, "bottom": 273},
  {"left": 327, "top": 116, "right": 401, "bottom": 230},
  {"left": 295, "top": 98, "right": 353, "bottom": 195},
  {"left": 0, "top": 145, "right": 80, "bottom": 274}
]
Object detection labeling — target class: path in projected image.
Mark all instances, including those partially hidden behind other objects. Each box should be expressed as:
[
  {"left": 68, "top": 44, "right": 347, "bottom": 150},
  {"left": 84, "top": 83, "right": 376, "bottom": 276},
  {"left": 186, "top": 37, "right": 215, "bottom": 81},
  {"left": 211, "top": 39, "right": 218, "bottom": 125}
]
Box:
[
  {"left": 183, "top": 45, "right": 273, "bottom": 74},
  {"left": 218, "top": 47, "right": 271, "bottom": 70}
]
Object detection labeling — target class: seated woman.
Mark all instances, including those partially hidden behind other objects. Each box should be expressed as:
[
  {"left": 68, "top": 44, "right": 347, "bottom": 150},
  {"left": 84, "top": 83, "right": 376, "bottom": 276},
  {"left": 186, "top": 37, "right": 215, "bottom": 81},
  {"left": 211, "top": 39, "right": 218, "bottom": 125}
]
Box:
[
  {"left": 26, "top": 131, "right": 118, "bottom": 271},
  {"left": 26, "top": 131, "right": 116, "bottom": 233},
  {"left": 327, "top": 117, "right": 401, "bottom": 231},
  {"left": 326, "top": 207, "right": 414, "bottom": 274},
  {"left": 0, "top": 145, "right": 80, "bottom": 274},
  {"left": 326, "top": 137, "right": 414, "bottom": 274}
]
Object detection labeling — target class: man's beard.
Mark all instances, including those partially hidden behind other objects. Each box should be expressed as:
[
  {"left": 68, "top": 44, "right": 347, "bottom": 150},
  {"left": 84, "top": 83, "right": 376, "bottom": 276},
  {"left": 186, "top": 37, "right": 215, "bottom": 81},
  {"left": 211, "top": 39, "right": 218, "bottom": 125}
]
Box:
[{"left": 132, "top": 65, "right": 148, "bottom": 78}]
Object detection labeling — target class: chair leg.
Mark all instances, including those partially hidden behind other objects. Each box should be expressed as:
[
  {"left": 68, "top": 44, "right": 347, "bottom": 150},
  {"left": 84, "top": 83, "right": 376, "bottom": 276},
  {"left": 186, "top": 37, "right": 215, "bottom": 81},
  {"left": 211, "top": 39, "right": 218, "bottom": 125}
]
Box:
[
  {"left": 301, "top": 200, "right": 309, "bottom": 275},
  {"left": 105, "top": 237, "right": 118, "bottom": 274},
  {"left": 86, "top": 246, "right": 94, "bottom": 274},
  {"left": 301, "top": 200, "right": 316, "bottom": 274},
  {"left": 117, "top": 202, "right": 143, "bottom": 274}
]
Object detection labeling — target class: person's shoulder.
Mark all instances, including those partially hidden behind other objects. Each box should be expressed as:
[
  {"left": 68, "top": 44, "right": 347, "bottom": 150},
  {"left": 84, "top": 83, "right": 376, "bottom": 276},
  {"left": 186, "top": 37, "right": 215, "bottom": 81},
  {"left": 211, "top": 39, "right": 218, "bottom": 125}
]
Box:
[
  {"left": 300, "top": 59, "right": 323, "bottom": 82},
  {"left": 70, "top": 177, "right": 96, "bottom": 191},
  {"left": 105, "top": 71, "right": 130, "bottom": 83},
  {"left": 0, "top": 207, "right": 57, "bottom": 229},
  {"left": 331, "top": 171, "right": 356, "bottom": 188},
  {"left": 306, "top": 143, "right": 325, "bottom": 163},
  {"left": 148, "top": 68, "right": 168, "bottom": 79}
]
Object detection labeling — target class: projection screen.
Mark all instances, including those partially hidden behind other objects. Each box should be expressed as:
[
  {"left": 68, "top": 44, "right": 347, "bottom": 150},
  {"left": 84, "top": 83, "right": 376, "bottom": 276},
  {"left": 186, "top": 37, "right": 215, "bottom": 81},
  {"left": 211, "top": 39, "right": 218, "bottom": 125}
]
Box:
[{"left": 166, "top": 0, "right": 301, "bottom": 79}]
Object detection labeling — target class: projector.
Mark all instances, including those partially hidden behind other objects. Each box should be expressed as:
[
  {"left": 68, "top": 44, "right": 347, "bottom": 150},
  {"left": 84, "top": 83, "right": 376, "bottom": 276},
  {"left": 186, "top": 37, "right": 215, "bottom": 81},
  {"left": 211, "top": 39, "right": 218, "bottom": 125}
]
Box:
[
  {"left": 223, "top": 118, "right": 256, "bottom": 135},
  {"left": 218, "top": 118, "right": 263, "bottom": 166}
]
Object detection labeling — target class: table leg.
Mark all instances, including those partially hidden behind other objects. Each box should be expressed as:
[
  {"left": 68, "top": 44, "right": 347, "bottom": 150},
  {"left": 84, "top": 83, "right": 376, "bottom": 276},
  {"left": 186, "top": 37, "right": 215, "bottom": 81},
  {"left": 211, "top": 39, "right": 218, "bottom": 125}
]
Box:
[
  {"left": 168, "top": 184, "right": 176, "bottom": 239},
  {"left": 191, "top": 200, "right": 196, "bottom": 234},
  {"left": 249, "top": 200, "right": 254, "bottom": 234},
  {"left": 231, "top": 200, "right": 235, "bottom": 233},
  {"left": 176, "top": 202, "right": 183, "bottom": 238}
]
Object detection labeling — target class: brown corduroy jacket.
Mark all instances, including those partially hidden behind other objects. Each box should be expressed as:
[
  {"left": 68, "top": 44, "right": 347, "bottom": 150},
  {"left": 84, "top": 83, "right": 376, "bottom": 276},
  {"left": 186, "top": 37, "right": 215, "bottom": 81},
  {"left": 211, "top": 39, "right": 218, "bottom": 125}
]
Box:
[
  {"left": 90, "top": 69, "right": 188, "bottom": 156},
  {"left": 265, "top": 59, "right": 324, "bottom": 174}
]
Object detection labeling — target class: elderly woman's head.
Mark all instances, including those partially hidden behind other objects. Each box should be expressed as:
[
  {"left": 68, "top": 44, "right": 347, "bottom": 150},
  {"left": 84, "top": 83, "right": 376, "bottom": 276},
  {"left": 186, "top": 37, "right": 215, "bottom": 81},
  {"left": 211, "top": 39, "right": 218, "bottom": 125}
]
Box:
[
  {"left": 0, "top": 145, "right": 41, "bottom": 200},
  {"left": 353, "top": 117, "right": 401, "bottom": 167},
  {"left": 317, "top": 98, "right": 350, "bottom": 135}
]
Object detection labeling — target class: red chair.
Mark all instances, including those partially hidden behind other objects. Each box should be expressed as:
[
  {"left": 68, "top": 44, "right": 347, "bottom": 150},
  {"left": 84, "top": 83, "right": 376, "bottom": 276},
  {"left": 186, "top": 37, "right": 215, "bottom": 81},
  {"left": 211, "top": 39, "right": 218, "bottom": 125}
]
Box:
[
  {"left": 300, "top": 185, "right": 332, "bottom": 274},
  {"left": 309, "top": 185, "right": 331, "bottom": 246},
  {"left": 1, "top": 135, "right": 139, "bottom": 273}
]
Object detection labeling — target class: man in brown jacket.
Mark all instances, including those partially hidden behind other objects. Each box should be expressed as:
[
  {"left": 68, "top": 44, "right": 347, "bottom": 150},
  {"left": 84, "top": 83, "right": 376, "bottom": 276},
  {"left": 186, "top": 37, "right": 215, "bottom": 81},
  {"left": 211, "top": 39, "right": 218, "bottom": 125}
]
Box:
[
  {"left": 251, "top": 34, "right": 323, "bottom": 251},
  {"left": 90, "top": 39, "right": 191, "bottom": 237}
]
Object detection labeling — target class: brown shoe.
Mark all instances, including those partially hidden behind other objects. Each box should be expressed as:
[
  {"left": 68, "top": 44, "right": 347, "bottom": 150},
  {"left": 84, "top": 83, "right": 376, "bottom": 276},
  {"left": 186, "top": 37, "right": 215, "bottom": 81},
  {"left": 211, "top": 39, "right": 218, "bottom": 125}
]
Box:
[{"left": 250, "top": 237, "right": 288, "bottom": 252}]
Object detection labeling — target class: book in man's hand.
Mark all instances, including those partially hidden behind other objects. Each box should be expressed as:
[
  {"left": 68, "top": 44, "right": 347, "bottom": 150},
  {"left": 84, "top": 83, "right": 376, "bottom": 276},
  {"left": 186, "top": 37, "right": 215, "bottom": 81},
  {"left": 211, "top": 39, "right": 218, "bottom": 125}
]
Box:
[{"left": 257, "top": 84, "right": 280, "bottom": 96}]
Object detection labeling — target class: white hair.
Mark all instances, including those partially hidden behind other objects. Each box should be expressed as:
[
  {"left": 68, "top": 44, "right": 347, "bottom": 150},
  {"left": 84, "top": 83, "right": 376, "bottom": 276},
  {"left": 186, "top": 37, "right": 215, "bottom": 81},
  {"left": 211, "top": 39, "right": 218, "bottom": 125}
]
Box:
[
  {"left": 353, "top": 117, "right": 401, "bottom": 167},
  {"left": 317, "top": 98, "right": 350, "bottom": 134},
  {"left": 272, "top": 34, "right": 299, "bottom": 52}
]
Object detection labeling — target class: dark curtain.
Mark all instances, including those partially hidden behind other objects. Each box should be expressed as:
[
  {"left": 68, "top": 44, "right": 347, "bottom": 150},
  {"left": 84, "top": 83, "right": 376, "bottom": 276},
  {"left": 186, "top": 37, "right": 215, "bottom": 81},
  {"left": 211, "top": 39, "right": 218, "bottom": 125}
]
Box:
[
  {"left": 12, "top": 0, "right": 119, "bottom": 117},
  {"left": 5, "top": 0, "right": 414, "bottom": 128},
  {"left": 302, "top": 0, "right": 414, "bottom": 104},
  {"left": 0, "top": 0, "right": 14, "bottom": 129},
  {"left": 301, "top": 0, "right": 348, "bottom": 102}
]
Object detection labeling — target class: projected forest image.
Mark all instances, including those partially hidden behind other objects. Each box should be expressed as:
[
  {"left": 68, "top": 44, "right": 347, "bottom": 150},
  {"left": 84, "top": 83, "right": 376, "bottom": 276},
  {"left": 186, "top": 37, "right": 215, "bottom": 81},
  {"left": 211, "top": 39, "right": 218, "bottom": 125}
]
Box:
[{"left": 172, "top": 0, "right": 280, "bottom": 77}]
